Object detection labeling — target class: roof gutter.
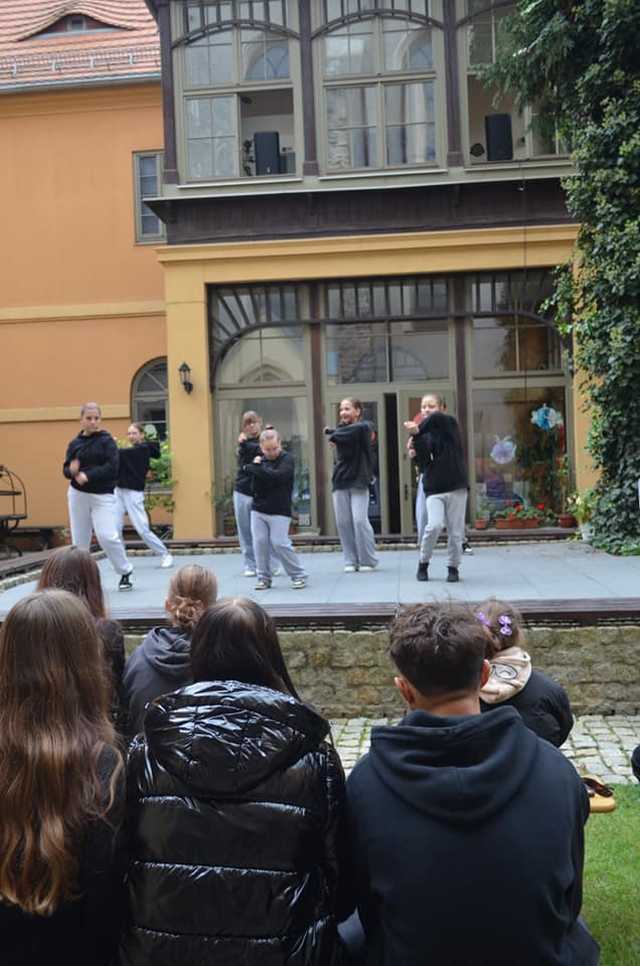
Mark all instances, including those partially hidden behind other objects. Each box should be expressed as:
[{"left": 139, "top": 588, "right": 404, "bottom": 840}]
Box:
[{"left": 0, "top": 71, "right": 160, "bottom": 95}]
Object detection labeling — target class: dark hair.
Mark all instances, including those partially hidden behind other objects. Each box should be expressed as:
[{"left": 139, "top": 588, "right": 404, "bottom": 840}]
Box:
[
  {"left": 476, "top": 599, "right": 525, "bottom": 659},
  {"left": 341, "top": 397, "right": 363, "bottom": 418},
  {"left": 190, "top": 597, "right": 300, "bottom": 699},
  {"left": 129, "top": 421, "right": 145, "bottom": 434},
  {"left": 389, "top": 603, "right": 487, "bottom": 697},
  {"left": 0, "top": 591, "right": 120, "bottom": 915},
  {"left": 166, "top": 564, "right": 218, "bottom": 632},
  {"left": 37, "top": 546, "right": 106, "bottom": 620}
]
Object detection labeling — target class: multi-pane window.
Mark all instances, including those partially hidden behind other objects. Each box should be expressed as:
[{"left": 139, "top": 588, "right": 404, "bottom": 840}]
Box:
[
  {"left": 319, "top": 3, "right": 437, "bottom": 171},
  {"left": 466, "top": 0, "right": 513, "bottom": 67},
  {"left": 177, "top": 1, "right": 295, "bottom": 181},
  {"left": 133, "top": 152, "right": 165, "bottom": 242},
  {"left": 131, "top": 360, "right": 169, "bottom": 438}
]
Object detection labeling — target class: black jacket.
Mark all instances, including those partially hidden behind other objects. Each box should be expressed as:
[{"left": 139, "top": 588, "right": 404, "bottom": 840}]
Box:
[
  {"left": 121, "top": 625, "right": 192, "bottom": 736},
  {"left": 412, "top": 412, "right": 468, "bottom": 496},
  {"left": 234, "top": 437, "right": 261, "bottom": 496},
  {"left": 117, "top": 441, "right": 160, "bottom": 492},
  {"left": 246, "top": 451, "right": 295, "bottom": 517},
  {"left": 63, "top": 431, "right": 120, "bottom": 494},
  {"left": 4, "top": 746, "right": 125, "bottom": 966},
  {"left": 327, "top": 421, "right": 374, "bottom": 491},
  {"left": 346, "top": 706, "right": 598, "bottom": 966},
  {"left": 481, "top": 668, "right": 574, "bottom": 748},
  {"left": 120, "top": 680, "right": 351, "bottom": 965}
]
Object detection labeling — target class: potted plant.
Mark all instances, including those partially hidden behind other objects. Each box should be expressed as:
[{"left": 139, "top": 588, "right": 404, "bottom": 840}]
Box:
[
  {"left": 474, "top": 496, "right": 492, "bottom": 530},
  {"left": 214, "top": 477, "right": 236, "bottom": 536},
  {"left": 513, "top": 505, "right": 545, "bottom": 529},
  {"left": 567, "top": 488, "right": 596, "bottom": 542},
  {"left": 494, "top": 506, "right": 523, "bottom": 529},
  {"left": 146, "top": 434, "right": 175, "bottom": 518}
]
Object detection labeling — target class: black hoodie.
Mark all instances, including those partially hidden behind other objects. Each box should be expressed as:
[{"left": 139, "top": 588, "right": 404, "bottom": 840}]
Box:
[
  {"left": 234, "top": 437, "right": 261, "bottom": 496},
  {"left": 412, "top": 411, "right": 468, "bottom": 496},
  {"left": 122, "top": 625, "right": 192, "bottom": 736},
  {"left": 327, "top": 420, "right": 374, "bottom": 491},
  {"left": 63, "top": 430, "right": 120, "bottom": 494},
  {"left": 346, "top": 706, "right": 598, "bottom": 966},
  {"left": 117, "top": 440, "right": 160, "bottom": 492}
]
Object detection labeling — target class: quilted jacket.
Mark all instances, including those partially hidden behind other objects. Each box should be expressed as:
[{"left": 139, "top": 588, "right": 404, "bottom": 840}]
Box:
[{"left": 119, "top": 680, "right": 351, "bottom": 965}]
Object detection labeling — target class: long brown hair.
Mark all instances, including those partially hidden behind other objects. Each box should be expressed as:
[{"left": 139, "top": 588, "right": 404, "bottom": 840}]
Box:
[
  {"left": 37, "top": 546, "right": 106, "bottom": 620},
  {"left": 190, "top": 597, "right": 300, "bottom": 699},
  {"left": 0, "top": 591, "right": 122, "bottom": 916},
  {"left": 166, "top": 564, "right": 218, "bottom": 632}
]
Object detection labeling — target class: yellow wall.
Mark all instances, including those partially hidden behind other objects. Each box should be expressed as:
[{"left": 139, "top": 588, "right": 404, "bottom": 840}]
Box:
[{"left": 0, "top": 82, "right": 167, "bottom": 527}]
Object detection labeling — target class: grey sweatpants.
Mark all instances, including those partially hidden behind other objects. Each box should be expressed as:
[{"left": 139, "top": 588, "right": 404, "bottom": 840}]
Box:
[
  {"left": 419, "top": 488, "right": 468, "bottom": 569},
  {"left": 251, "top": 511, "right": 307, "bottom": 582},
  {"left": 416, "top": 475, "right": 428, "bottom": 546},
  {"left": 67, "top": 487, "right": 132, "bottom": 576},
  {"left": 233, "top": 491, "right": 279, "bottom": 572},
  {"left": 332, "top": 487, "right": 378, "bottom": 568}
]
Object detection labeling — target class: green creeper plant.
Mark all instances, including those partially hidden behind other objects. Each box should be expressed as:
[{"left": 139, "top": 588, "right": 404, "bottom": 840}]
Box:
[{"left": 484, "top": 0, "right": 640, "bottom": 553}]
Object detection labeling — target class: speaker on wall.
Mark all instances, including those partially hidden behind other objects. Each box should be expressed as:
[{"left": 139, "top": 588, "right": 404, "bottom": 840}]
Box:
[
  {"left": 485, "top": 113, "right": 513, "bottom": 162},
  {"left": 254, "top": 131, "right": 280, "bottom": 175}
]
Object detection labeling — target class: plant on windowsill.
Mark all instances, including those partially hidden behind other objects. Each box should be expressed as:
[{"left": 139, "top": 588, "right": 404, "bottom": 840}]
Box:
[
  {"left": 213, "top": 477, "right": 237, "bottom": 536},
  {"left": 493, "top": 505, "right": 524, "bottom": 529},
  {"left": 567, "top": 488, "right": 596, "bottom": 542},
  {"left": 146, "top": 434, "right": 175, "bottom": 516},
  {"left": 511, "top": 505, "right": 546, "bottom": 529},
  {"left": 474, "top": 496, "right": 493, "bottom": 530}
]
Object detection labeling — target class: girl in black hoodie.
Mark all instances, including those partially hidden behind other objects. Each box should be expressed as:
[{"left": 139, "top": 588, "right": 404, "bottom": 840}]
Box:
[
  {"left": 405, "top": 394, "right": 468, "bottom": 583},
  {"left": 122, "top": 564, "right": 218, "bottom": 736}
]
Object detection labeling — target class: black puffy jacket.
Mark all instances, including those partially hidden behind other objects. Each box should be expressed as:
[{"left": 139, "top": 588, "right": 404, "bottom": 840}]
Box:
[{"left": 120, "top": 680, "right": 352, "bottom": 965}]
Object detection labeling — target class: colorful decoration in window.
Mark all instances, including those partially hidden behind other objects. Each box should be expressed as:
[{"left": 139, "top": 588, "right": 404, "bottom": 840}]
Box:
[
  {"left": 490, "top": 435, "right": 517, "bottom": 465},
  {"left": 530, "top": 404, "right": 563, "bottom": 431}
]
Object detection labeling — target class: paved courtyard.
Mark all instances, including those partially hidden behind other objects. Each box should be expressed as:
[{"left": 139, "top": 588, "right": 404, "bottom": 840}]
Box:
[
  {"left": 332, "top": 715, "right": 640, "bottom": 784},
  {"left": 1, "top": 541, "right": 639, "bottom": 617}
]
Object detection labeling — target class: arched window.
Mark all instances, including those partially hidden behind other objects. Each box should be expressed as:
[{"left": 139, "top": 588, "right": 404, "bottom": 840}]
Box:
[{"left": 131, "top": 358, "right": 168, "bottom": 438}]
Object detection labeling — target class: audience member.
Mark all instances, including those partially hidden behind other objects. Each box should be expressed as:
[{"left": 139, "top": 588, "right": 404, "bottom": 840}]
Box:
[
  {"left": 120, "top": 597, "right": 351, "bottom": 964},
  {"left": 121, "top": 563, "right": 217, "bottom": 735},
  {"left": 477, "top": 598, "right": 573, "bottom": 746},
  {"left": 37, "top": 546, "right": 127, "bottom": 733},
  {"left": 1, "top": 591, "right": 125, "bottom": 966},
  {"left": 344, "top": 602, "right": 599, "bottom": 966}
]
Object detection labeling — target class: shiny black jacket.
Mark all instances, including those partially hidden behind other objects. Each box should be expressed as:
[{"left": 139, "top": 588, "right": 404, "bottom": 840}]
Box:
[{"left": 120, "top": 680, "right": 351, "bottom": 965}]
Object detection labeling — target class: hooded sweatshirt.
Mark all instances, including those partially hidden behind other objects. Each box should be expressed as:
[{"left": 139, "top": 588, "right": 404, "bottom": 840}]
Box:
[
  {"left": 346, "top": 706, "right": 597, "bottom": 966},
  {"left": 234, "top": 437, "right": 261, "bottom": 496},
  {"left": 412, "top": 411, "right": 468, "bottom": 495},
  {"left": 120, "top": 680, "right": 351, "bottom": 965},
  {"left": 121, "top": 625, "right": 192, "bottom": 736},
  {"left": 326, "top": 420, "right": 374, "bottom": 491},
  {"left": 63, "top": 430, "right": 120, "bottom": 494},
  {"left": 117, "top": 440, "right": 160, "bottom": 492}
]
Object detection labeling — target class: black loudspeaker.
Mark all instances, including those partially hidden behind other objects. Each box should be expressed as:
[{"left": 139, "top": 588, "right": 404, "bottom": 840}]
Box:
[
  {"left": 254, "top": 131, "right": 280, "bottom": 175},
  {"left": 485, "top": 113, "right": 513, "bottom": 162}
]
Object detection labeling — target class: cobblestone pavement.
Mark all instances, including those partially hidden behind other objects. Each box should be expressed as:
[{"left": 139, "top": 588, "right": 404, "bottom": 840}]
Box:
[{"left": 332, "top": 715, "right": 640, "bottom": 784}]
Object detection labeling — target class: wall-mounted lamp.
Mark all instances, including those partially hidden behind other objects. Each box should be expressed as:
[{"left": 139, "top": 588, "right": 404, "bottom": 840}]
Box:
[{"left": 178, "top": 361, "right": 194, "bottom": 394}]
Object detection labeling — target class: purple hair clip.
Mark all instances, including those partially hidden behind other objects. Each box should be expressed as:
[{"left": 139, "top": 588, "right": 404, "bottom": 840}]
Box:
[
  {"left": 476, "top": 610, "right": 490, "bottom": 627},
  {"left": 498, "top": 615, "right": 513, "bottom": 637}
]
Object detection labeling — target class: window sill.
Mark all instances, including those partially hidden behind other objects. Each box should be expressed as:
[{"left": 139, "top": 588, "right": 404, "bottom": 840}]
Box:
[
  {"left": 178, "top": 176, "right": 303, "bottom": 190},
  {"left": 318, "top": 167, "right": 447, "bottom": 181},
  {"left": 464, "top": 158, "right": 572, "bottom": 172}
]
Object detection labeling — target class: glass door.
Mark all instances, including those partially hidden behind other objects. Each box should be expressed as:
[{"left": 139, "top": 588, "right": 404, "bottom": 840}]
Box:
[{"left": 325, "top": 393, "right": 387, "bottom": 534}]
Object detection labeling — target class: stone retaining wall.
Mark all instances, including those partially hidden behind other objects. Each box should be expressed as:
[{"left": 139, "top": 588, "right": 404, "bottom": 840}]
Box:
[{"left": 125, "top": 624, "right": 640, "bottom": 718}]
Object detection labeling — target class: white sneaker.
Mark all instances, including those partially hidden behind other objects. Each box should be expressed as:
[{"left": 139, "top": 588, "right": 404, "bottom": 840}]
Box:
[
  {"left": 272, "top": 567, "right": 282, "bottom": 577},
  {"left": 160, "top": 554, "right": 174, "bottom": 569},
  {"left": 291, "top": 578, "right": 307, "bottom": 590},
  {"left": 344, "top": 565, "right": 357, "bottom": 573},
  {"left": 359, "top": 564, "right": 377, "bottom": 572},
  {"left": 243, "top": 568, "right": 257, "bottom": 577}
]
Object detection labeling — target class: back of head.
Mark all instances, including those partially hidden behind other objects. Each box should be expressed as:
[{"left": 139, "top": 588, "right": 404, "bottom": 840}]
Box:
[
  {"left": 390, "top": 603, "right": 487, "bottom": 697},
  {"left": 0, "top": 590, "right": 120, "bottom": 915},
  {"left": 476, "top": 599, "right": 525, "bottom": 659},
  {"left": 37, "top": 545, "right": 106, "bottom": 619},
  {"left": 166, "top": 564, "right": 218, "bottom": 632},
  {"left": 190, "top": 597, "right": 299, "bottom": 699}
]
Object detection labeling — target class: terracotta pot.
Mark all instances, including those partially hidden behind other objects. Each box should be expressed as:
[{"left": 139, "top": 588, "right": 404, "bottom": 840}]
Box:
[
  {"left": 495, "top": 518, "right": 518, "bottom": 529},
  {"left": 521, "top": 518, "right": 539, "bottom": 529},
  {"left": 475, "top": 519, "right": 489, "bottom": 530},
  {"left": 558, "top": 513, "right": 577, "bottom": 528}
]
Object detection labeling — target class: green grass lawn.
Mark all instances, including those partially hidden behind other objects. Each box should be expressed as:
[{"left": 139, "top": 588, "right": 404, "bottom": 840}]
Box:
[{"left": 584, "top": 785, "right": 640, "bottom": 965}]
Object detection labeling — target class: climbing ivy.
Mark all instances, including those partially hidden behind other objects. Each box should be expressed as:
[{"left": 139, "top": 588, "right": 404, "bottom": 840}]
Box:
[{"left": 485, "top": 0, "right": 640, "bottom": 553}]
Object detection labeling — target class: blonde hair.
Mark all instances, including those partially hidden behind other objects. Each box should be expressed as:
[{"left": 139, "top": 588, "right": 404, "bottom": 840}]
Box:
[
  {"left": 476, "top": 599, "right": 525, "bottom": 659},
  {"left": 166, "top": 565, "right": 218, "bottom": 632},
  {"left": 422, "top": 393, "right": 446, "bottom": 410}
]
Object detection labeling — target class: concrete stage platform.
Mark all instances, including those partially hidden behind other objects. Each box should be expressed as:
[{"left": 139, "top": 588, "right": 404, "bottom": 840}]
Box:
[{"left": 1, "top": 542, "right": 639, "bottom": 627}]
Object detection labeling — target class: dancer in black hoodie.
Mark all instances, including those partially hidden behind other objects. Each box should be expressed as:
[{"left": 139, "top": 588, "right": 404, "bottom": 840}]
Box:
[
  {"left": 325, "top": 398, "right": 378, "bottom": 573},
  {"left": 345, "top": 602, "right": 599, "bottom": 966},
  {"left": 63, "top": 402, "right": 133, "bottom": 589},
  {"left": 122, "top": 564, "right": 218, "bottom": 735},
  {"left": 115, "top": 423, "right": 173, "bottom": 569},
  {"left": 405, "top": 395, "right": 468, "bottom": 582}
]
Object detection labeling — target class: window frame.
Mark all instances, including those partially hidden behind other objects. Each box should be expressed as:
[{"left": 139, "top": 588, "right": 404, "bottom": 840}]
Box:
[
  {"left": 315, "top": 3, "right": 444, "bottom": 174},
  {"left": 173, "top": 1, "right": 302, "bottom": 184},
  {"left": 130, "top": 357, "right": 169, "bottom": 440},
  {"left": 133, "top": 151, "right": 166, "bottom": 244}
]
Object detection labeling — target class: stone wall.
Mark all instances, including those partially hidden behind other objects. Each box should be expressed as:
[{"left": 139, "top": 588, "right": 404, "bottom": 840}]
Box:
[{"left": 125, "top": 623, "right": 640, "bottom": 718}]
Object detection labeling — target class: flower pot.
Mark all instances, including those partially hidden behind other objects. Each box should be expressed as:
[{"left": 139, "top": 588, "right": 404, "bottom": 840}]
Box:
[
  {"left": 521, "top": 518, "right": 539, "bottom": 529},
  {"left": 495, "top": 517, "right": 520, "bottom": 529},
  {"left": 580, "top": 522, "right": 594, "bottom": 543},
  {"left": 558, "top": 513, "right": 577, "bottom": 528},
  {"left": 475, "top": 519, "right": 489, "bottom": 530}
]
